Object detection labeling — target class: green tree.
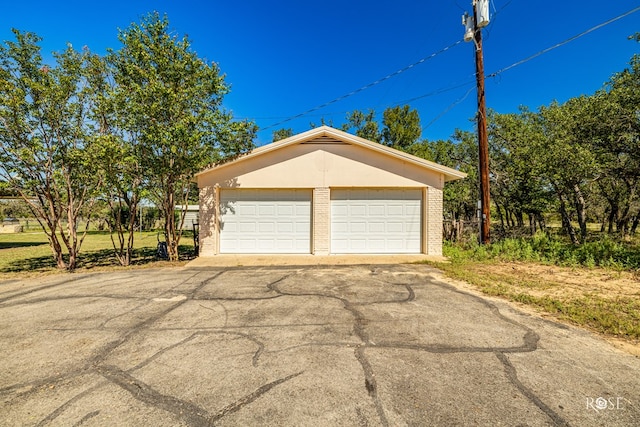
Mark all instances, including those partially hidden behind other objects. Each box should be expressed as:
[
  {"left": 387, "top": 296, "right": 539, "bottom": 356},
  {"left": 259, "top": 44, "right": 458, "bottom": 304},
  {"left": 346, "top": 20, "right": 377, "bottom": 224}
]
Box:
[
  {"left": 489, "top": 109, "right": 552, "bottom": 232},
  {"left": 272, "top": 128, "right": 293, "bottom": 142},
  {"left": 591, "top": 52, "right": 640, "bottom": 235},
  {"left": 342, "top": 109, "right": 381, "bottom": 142},
  {"left": 0, "top": 30, "right": 101, "bottom": 269},
  {"left": 83, "top": 52, "right": 146, "bottom": 266},
  {"left": 110, "top": 13, "right": 256, "bottom": 261},
  {"left": 537, "top": 98, "right": 599, "bottom": 243},
  {"left": 405, "top": 132, "right": 478, "bottom": 221},
  {"left": 381, "top": 105, "right": 421, "bottom": 148}
]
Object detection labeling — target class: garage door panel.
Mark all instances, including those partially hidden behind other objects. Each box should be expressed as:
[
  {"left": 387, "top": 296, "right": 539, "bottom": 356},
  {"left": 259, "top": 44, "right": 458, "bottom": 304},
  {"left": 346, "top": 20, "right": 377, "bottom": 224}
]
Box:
[
  {"left": 368, "top": 205, "right": 386, "bottom": 216},
  {"left": 277, "top": 205, "right": 293, "bottom": 215},
  {"left": 258, "top": 205, "right": 275, "bottom": 216},
  {"left": 350, "top": 222, "right": 367, "bottom": 233},
  {"left": 220, "top": 190, "right": 311, "bottom": 254},
  {"left": 387, "top": 205, "right": 404, "bottom": 216},
  {"left": 333, "top": 205, "right": 348, "bottom": 216},
  {"left": 386, "top": 222, "right": 403, "bottom": 233},
  {"left": 258, "top": 222, "right": 275, "bottom": 233},
  {"left": 350, "top": 205, "right": 367, "bottom": 215},
  {"left": 332, "top": 221, "right": 348, "bottom": 233},
  {"left": 295, "top": 221, "right": 311, "bottom": 232},
  {"left": 238, "top": 222, "right": 256, "bottom": 233},
  {"left": 331, "top": 189, "right": 421, "bottom": 254},
  {"left": 237, "top": 205, "right": 256, "bottom": 215},
  {"left": 369, "top": 222, "right": 385, "bottom": 233},
  {"left": 277, "top": 222, "right": 293, "bottom": 232}
]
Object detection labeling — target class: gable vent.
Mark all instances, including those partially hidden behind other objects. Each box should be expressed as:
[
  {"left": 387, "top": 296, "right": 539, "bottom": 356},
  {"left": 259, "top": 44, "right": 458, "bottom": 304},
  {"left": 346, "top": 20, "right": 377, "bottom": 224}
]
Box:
[{"left": 301, "top": 136, "right": 349, "bottom": 145}]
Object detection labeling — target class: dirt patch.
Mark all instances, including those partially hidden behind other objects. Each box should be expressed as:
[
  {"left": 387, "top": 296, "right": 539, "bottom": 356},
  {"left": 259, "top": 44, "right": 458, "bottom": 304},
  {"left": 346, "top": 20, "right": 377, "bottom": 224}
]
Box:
[{"left": 491, "top": 262, "right": 640, "bottom": 299}]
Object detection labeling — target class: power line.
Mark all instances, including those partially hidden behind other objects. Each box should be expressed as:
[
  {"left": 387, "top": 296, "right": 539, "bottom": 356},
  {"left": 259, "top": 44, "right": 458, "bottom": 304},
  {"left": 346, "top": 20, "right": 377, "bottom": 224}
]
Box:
[
  {"left": 488, "top": 5, "right": 640, "bottom": 78},
  {"left": 423, "top": 84, "right": 476, "bottom": 131},
  {"left": 256, "top": 3, "right": 640, "bottom": 135},
  {"left": 236, "top": 79, "right": 477, "bottom": 126},
  {"left": 261, "top": 39, "right": 464, "bottom": 131},
  {"left": 420, "top": 2, "right": 640, "bottom": 132}
]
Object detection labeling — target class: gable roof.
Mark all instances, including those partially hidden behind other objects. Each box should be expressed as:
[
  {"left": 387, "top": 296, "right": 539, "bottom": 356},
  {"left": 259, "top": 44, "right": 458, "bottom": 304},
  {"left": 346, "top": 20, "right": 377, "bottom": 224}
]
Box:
[{"left": 196, "top": 126, "right": 467, "bottom": 182}]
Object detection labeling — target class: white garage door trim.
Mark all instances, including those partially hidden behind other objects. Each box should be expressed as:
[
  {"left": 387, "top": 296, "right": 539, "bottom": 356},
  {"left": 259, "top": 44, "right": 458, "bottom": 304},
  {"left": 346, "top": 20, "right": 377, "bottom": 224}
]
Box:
[
  {"left": 220, "top": 189, "right": 311, "bottom": 254},
  {"left": 331, "top": 189, "right": 422, "bottom": 254}
]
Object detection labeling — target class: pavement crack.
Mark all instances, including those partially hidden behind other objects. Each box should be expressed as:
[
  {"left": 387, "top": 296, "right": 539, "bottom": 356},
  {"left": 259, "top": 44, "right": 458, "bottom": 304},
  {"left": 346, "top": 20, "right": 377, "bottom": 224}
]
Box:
[
  {"left": 355, "top": 346, "right": 389, "bottom": 427},
  {"left": 209, "top": 371, "right": 303, "bottom": 423},
  {"left": 0, "top": 275, "right": 93, "bottom": 304},
  {"left": 265, "top": 274, "right": 294, "bottom": 294},
  {"left": 35, "top": 382, "right": 106, "bottom": 427},
  {"left": 404, "top": 284, "right": 415, "bottom": 302},
  {"left": 199, "top": 300, "right": 229, "bottom": 327},
  {"left": 495, "top": 352, "right": 569, "bottom": 427},
  {"left": 71, "top": 410, "right": 100, "bottom": 427},
  {"left": 88, "top": 271, "right": 224, "bottom": 367},
  {"left": 428, "top": 275, "right": 540, "bottom": 352},
  {"left": 98, "top": 365, "right": 212, "bottom": 427},
  {"left": 130, "top": 333, "right": 202, "bottom": 372}
]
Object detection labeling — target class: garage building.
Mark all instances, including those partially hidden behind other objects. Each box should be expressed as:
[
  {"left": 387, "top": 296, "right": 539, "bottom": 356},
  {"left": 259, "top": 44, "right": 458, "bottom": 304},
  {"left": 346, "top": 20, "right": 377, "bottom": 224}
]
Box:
[{"left": 195, "top": 126, "right": 465, "bottom": 257}]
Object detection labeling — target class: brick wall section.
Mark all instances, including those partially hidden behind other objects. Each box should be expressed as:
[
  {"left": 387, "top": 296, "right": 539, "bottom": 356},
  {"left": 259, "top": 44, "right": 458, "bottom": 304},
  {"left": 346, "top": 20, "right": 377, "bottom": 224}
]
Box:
[
  {"left": 313, "top": 187, "right": 330, "bottom": 255},
  {"left": 427, "top": 186, "right": 443, "bottom": 256},
  {"left": 199, "top": 185, "right": 218, "bottom": 256}
]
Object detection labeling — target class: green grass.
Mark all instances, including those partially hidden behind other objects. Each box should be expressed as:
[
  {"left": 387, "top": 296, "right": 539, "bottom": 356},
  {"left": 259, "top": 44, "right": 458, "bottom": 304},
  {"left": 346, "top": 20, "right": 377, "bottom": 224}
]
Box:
[
  {"left": 0, "top": 230, "right": 196, "bottom": 275},
  {"left": 445, "top": 232, "right": 640, "bottom": 270}
]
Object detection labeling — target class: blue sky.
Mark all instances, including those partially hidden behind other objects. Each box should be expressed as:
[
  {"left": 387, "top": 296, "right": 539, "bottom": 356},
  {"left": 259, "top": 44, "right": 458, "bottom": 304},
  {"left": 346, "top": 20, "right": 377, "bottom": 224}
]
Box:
[{"left": 2, "top": 1, "right": 639, "bottom": 145}]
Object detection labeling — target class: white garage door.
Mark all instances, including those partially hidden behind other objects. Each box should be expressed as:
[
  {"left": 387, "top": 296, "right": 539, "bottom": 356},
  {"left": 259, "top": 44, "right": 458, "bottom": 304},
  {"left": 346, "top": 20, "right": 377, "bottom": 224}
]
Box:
[
  {"left": 331, "top": 189, "right": 422, "bottom": 254},
  {"left": 220, "top": 189, "right": 311, "bottom": 253}
]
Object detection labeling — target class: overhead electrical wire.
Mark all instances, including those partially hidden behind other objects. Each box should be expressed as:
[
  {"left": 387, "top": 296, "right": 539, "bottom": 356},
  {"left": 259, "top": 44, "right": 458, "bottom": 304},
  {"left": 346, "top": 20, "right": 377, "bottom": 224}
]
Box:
[
  {"left": 424, "top": 3, "right": 640, "bottom": 131},
  {"left": 258, "top": 3, "right": 640, "bottom": 134},
  {"left": 423, "top": 85, "right": 476, "bottom": 131},
  {"left": 488, "top": 4, "right": 640, "bottom": 79},
  {"left": 260, "top": 39, "right": 464, "bottom": 131}
]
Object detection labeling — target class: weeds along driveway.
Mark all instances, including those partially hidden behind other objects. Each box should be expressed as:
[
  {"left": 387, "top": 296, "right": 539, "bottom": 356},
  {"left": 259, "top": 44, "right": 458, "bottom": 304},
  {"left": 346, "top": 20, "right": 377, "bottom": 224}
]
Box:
[{"left": 0, "top": 264, "right": 639, "bottom": 426}]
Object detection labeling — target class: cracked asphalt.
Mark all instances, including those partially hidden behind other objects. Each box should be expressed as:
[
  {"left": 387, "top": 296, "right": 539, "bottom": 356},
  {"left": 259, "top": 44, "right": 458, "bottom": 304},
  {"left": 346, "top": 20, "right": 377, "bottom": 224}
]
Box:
[{"left": 1, "top": 264, "right": 639, "bottom": 426}]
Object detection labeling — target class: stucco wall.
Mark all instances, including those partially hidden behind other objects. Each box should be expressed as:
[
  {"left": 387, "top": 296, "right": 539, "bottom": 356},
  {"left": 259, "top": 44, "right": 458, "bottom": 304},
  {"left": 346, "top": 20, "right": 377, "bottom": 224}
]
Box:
[{"left": 197, "top": 143, "right": 444, "bottom": 190}]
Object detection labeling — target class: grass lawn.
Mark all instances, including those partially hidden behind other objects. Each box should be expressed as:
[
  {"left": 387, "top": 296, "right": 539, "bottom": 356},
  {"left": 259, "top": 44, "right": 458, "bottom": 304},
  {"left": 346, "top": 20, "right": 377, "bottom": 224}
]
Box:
[{"left": 0, "top": 230, "right": 195, "bottom": 276}]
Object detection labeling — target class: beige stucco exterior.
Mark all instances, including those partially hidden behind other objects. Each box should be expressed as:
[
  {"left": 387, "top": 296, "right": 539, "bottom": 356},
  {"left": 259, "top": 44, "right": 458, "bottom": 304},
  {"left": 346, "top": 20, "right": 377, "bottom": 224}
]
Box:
[{"left": 196, "top": 126, "right": 465, "bottom": 257}]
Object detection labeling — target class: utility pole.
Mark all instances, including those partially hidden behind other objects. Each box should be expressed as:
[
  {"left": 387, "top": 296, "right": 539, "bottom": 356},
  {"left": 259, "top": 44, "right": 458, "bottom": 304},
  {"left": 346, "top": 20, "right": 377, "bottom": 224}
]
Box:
[{"left": 463, "top": 0, "right": 491, "bottom": 244}]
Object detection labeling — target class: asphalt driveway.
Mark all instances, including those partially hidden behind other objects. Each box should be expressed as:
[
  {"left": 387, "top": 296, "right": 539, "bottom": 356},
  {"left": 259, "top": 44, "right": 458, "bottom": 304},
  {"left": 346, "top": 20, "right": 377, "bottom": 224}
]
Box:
[{"left": 0, "top": 264, "right": 638, "bottom": 426}]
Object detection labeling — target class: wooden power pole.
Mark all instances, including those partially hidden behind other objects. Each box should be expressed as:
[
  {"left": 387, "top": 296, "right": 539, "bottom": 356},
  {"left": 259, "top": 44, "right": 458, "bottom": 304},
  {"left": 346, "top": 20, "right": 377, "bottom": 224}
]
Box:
[{"left": 464, "top": 0, "right": 491, "bottom": 244}]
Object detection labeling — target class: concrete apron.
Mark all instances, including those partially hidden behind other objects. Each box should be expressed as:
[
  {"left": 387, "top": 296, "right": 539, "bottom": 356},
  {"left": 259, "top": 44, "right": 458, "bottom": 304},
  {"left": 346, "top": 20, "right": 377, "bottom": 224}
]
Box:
[{"left": 186, "top": 254, "right": 447, "bottom": 267}]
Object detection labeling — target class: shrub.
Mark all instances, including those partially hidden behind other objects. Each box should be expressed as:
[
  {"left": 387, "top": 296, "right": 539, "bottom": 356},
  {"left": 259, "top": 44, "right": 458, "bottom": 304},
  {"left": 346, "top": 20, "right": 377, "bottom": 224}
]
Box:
[{"left": 444, "top": 232, "right": 640, "bottom": 270}]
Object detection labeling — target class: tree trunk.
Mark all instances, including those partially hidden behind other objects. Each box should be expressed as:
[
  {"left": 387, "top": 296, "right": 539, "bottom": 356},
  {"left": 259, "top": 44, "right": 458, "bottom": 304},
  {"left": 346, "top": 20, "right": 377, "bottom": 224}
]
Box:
[
  {"left": 495, "top": 202, "right": 505, "bottom": 230},
  {"left": 48, "top": 233, "right": 67, "bottom": 269},
  {"left": 600, "top": 207, "right": 608, "bottom": 233},
  {"left": 164, "top": 185, "right": 179, "bottom": 261},
  {"left": 572, "top": 183, "right": 587, "bottom": 242},
  {"left": 528, "top": 213, "right": 536, "bottom": 234},
  {"left": 516, "top": 211, "right": 524, "bottom": 228},
  {"left": 607, "top": 204, "right": 617, "bottom": 234},
  {"left": 557, "top": 191, "right": 578, "bottom": 245},
  {"left": 631, "top": 214, "right": 640, "bottom": 235},
  {"left": 536, "top": 213, "right": 546, "bottom": 232}
]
